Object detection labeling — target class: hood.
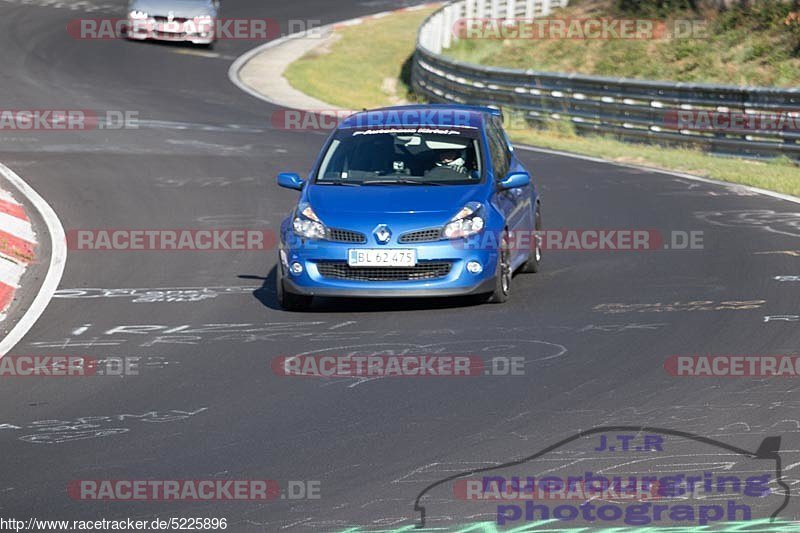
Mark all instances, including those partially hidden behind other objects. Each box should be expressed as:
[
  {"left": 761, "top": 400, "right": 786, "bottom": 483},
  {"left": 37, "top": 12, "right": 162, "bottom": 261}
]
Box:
[
  {"left": 129, "top": 0, "right": 214, "bottom": 17},
  {"left": 305, "top": 184, "right": 484, "bottom": 230}
]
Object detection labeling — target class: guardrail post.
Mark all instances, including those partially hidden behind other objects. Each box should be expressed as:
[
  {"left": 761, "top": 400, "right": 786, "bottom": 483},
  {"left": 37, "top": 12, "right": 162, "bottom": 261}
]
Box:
[
  {"left": 465, "top": 0, "right": 475, "bottom": 20},
  {"left": 475, "top": 0, "right": 486, "bottom": 18},
  {"left": 524, "top": 0, "right": 535, "bottom": 18},
  {"left": 506, "top": 0, "right": 517, "bottom": 18},
  {"left": 442, "top": 5, "right": 454, "bottom": 49},
  {"left": 491, "top": 0, "right": 501, "bottom": 19},
  {"left": 432, "top": 12, "right": 444, "bottom": 53}
]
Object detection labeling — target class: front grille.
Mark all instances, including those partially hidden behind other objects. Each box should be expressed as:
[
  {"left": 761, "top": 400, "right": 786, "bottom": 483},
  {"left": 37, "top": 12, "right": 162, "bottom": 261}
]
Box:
[
  {"left": 153, "top": 31, "right": 187, "bottom": 38},
  {"left": 316, "top": 261, "right": 451, "bottom": 281},
  {"left": 327, "top": 228, "right": 366, "bottom": 243},
  {"left": 153, "top": 16, "right": 189, "bottom": 23},
  {"left": 398, "top": 228, "right": 442, "bottom": 243}
]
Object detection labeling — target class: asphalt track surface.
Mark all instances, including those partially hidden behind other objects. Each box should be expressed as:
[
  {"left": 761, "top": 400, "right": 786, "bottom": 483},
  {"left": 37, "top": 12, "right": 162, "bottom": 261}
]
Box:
[{"left": 0, "top": 0, "right": 799, "bottom": 530}]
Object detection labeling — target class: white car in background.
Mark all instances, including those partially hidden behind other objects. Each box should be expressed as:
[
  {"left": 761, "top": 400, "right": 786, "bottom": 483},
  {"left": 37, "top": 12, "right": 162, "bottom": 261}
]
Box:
[{"left": 126, "top": 0, "right": 219, "bottom": 47}]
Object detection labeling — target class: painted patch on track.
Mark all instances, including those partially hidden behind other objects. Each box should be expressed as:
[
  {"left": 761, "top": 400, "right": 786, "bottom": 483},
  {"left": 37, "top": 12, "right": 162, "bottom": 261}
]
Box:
[{"left": 0, "top": 187, "right": 37, "bottom": 320}]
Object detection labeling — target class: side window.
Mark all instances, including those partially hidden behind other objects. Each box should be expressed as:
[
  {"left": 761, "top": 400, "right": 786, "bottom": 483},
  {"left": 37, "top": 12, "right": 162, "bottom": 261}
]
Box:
[
  {"left": 486, "top": 120, "right": 510, "bottom": 179},
  {"left": 498, "top": 119, "right": 515, "bottom": 155},
  {"left": 493, "top": 116, "right": 514, "bottom": 161}
]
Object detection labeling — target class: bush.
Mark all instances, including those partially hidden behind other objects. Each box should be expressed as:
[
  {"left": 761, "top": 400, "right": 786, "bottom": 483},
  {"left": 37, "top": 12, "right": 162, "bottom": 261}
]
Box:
[
  {"left": 716, "top": 1, "right": 800, "bottom": 56},
  {"left": 784, "top": 11, "right": 800, "bottom": 54}
]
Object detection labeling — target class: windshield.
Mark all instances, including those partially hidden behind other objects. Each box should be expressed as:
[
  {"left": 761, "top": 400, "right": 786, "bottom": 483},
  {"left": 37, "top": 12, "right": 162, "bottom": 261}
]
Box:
[{"left": 315, "top": 127, "right": 483, "bottom": 185}]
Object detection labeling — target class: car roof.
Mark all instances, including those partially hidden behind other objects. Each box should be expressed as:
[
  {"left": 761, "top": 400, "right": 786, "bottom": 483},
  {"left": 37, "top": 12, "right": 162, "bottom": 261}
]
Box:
[{"left": 337, "top": 104, "right": 500, "bottom": 131}]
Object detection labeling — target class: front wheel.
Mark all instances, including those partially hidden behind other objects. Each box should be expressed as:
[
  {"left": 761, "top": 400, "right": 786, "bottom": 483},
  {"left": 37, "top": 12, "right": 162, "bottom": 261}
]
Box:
[
  {"left": 276, "top": 270, "right": 312, "bottom": 311},
  {"left": 487, "top": 229, "right": 512, "bottom": 304}
]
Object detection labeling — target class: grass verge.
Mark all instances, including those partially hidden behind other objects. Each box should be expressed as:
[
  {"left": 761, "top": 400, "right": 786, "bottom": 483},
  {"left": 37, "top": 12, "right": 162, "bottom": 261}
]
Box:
[
  {"left": 510, "top": 121, "right": 800, "bottom": 197},
  {"left": 283, "top": 6, "right": 800, "bottom": 197},
  {"left": 444, "top": 0, "right": 800, "bottom": 87},
  {"left": 284, "top": 7, "right": 437, "bottom": 109}
]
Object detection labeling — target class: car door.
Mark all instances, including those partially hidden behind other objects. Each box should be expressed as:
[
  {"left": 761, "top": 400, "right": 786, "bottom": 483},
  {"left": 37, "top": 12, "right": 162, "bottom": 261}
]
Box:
[
  {"left": 499, "top": 118, "right": 536, "bottom": 234},
  {"left": 487, "top": 116, "right": 532, "bottom": 265}
]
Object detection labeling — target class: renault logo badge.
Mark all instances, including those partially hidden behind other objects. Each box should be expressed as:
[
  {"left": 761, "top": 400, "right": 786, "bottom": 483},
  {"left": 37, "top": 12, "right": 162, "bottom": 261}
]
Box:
[{"left": 374, "top": 224, "right": 391, "bottom": 244}]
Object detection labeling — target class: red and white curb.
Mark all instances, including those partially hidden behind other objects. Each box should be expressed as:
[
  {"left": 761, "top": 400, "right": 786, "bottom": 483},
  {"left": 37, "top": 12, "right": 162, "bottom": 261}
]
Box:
[
  {"left": 0, "top": 187, "right": 36, "bottom": 321},
  {"left": 0, "top": 163, "right": 66, "bottom": 356}
]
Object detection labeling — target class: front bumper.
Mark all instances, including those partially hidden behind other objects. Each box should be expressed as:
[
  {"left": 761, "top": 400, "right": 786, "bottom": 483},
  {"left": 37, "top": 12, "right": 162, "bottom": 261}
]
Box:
[
  {"left": 279, "top": 237, "right": 499, "bottom": 298},
  {"left": 126, "top": 18, "right": 215, "bottom": 44}
]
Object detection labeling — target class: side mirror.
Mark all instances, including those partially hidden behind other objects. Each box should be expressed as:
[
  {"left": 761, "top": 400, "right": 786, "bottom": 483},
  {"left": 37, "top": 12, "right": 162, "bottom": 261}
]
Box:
[
  {"left": 277, "top": 172, "right": 304, "bottom": 191},
  {"left": 497, "top": 171, "right": 530, "bottom": 190}
]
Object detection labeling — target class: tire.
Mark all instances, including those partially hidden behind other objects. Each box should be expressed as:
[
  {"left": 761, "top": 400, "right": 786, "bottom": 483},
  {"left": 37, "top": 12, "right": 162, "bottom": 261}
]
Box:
[
  {"left": 487, "top": 229, "right": 512, "bottom": 304},
  {"left": 520, "top": 205, "right": 542, "bottom": 273},
  {"left": 276, "top": 269, "right": 312, "bottom": 311}
]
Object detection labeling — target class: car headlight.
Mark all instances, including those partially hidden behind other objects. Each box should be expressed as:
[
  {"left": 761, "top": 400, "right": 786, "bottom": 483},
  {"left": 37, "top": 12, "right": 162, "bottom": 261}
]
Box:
[
  {"left": 443, "top": 202, "right": 485, "bottom": 239},
  {"left": 292, "top": 204, "right": 326, "bottom": 240},
  {"left": 189, "top": 15, "right": 213, "bottom": 33},
  {"left": 128, "top": 9, "right": 148, "bottom": 19}
]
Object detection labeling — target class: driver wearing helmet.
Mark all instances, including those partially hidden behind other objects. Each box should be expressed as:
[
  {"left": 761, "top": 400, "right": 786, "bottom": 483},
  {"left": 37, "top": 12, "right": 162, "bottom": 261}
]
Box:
[{"left": 434, "top": 149, "right": 467, "bottom": 174}]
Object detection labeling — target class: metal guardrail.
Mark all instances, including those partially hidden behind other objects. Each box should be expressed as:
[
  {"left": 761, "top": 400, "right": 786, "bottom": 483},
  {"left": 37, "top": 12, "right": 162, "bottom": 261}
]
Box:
[{"left": 411, "top": 0, "right": 800, "bottom": 158}]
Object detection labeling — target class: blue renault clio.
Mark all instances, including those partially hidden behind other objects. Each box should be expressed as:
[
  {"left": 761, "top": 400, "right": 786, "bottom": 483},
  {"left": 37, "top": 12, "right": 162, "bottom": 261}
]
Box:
[{"left": 275, "top": 104, "right": 542, "bottom": 310}]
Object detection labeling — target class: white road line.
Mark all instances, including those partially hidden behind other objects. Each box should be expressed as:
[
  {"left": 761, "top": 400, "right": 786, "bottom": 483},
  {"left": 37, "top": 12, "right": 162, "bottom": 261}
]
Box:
[
  {"left": 227, "top": 28, "right": 331, "bottom": 107},
  {"left": 516, "top": 145, "right": 800, "bottom": 206},
  {"left": 0, "top": 163, "right": 67, "bottom": 356},
  {"left": 335, "top": 18, "right": 363, "bottom": 27}
]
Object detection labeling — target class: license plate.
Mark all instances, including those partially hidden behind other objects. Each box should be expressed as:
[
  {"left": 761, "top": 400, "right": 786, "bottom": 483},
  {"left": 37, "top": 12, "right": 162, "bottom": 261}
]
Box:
[
  {"left": 157, "top": 22, "right": 181, "bottom": 32},
  {"left": 348, "top": 249, "right": 417, "bottom": 267}
]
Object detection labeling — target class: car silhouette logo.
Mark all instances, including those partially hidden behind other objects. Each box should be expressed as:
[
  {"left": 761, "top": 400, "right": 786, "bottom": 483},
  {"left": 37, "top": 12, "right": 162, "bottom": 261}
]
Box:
[
  {"left": 167, "top": 11, "right": 174, "bottom": 21},
  {"left": 374, "top": 224, "right": 391, "bottom": 244},
  {"left": 413, "top": 425, "right": 790, "bottom": 528}
]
